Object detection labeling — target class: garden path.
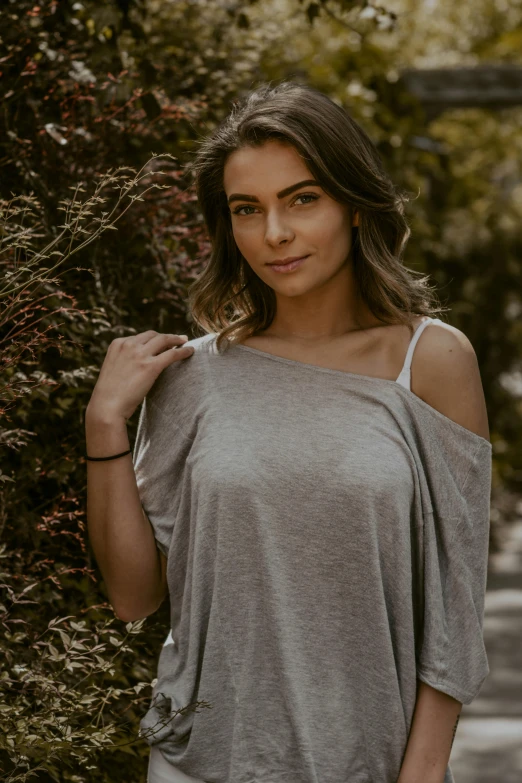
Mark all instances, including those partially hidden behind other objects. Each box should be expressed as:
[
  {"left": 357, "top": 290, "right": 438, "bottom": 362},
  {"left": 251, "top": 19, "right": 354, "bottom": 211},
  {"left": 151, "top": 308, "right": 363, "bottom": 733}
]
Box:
[{"left": 449, "top": 515, "right": 522, "bottom": 782}]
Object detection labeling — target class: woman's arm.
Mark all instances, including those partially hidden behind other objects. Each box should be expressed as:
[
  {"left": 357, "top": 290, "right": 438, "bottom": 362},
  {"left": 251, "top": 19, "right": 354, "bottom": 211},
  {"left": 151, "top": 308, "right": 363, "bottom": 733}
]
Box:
[
  {"left": 85, "top": 331, "right": 193, "bottom": 621},
  {"left": 397, "top": 681, "right": 461, "bottom": 783},
  {"left": 86, "top": 407, "right": 168, "bottom": 622}
]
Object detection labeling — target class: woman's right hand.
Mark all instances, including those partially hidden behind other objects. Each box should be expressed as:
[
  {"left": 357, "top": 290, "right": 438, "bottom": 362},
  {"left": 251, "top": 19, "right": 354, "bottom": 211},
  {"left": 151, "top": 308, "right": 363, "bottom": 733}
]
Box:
[{"left": 86, "top": 331, "right": 195, "bottom": 422}]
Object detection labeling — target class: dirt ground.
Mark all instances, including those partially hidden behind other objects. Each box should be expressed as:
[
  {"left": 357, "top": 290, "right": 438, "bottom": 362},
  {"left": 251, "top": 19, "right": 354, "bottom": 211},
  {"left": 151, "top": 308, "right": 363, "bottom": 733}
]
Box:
[{"left": 448, "top": 517, "right": 522, "bottom": 782}]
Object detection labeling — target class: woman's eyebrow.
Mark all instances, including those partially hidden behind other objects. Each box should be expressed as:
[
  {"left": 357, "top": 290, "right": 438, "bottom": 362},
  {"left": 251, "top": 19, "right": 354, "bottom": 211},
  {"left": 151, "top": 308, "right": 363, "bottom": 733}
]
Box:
[{"left": 227, "top": 179, "right": 321, "bottom": 205}]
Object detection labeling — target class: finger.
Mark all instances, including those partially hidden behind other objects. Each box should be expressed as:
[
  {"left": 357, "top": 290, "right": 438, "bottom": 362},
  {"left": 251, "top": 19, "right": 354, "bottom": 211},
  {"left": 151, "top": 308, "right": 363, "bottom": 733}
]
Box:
[
  {"left": 145, "top": 334, "right": 190, "bottom": 355},
  {"left": 125, "top": 330, "right": 160, "bottom": 345},
  {"left": 156, "top": 341, "right": 195, "bottom": 368}
]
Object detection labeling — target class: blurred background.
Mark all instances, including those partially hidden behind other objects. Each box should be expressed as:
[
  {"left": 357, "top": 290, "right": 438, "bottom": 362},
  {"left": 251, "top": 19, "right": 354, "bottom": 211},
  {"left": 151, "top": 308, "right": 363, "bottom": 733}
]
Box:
[{"left": 1, "top": 1, "right": 521, "bottom": 780}]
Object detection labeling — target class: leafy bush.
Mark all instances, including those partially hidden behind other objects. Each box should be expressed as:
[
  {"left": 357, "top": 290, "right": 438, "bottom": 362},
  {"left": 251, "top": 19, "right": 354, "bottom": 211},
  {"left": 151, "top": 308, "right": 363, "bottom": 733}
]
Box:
[{"left": 0, "top": 159, "right": 205, "bottom": 781}]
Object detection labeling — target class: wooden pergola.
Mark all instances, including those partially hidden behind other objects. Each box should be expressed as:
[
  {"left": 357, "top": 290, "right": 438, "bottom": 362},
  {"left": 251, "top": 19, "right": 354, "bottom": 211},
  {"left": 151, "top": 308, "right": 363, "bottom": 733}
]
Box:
[{"left": 398, "top": 65, "right": 522, "bottom": 120}]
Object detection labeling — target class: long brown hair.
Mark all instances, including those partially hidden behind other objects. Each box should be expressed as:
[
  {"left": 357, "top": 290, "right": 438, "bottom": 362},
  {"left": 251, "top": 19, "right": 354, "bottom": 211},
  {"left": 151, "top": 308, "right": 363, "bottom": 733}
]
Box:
[{"left": 187, "top": 81, "right": 445, "bottom": 352}]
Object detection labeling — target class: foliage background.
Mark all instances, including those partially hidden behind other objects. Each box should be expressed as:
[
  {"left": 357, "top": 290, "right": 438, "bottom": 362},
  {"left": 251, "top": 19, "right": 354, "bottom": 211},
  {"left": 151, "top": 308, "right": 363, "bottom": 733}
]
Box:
[{"left": 1, "top": 0, "right": 522, "bottom": 780}]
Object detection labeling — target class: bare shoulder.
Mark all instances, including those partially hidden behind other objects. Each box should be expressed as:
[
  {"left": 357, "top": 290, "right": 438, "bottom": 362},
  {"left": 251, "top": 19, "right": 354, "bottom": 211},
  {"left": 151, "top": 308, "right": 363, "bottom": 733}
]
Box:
[{"left": 411, "top": 319, "right": 490, "bottom": 442}]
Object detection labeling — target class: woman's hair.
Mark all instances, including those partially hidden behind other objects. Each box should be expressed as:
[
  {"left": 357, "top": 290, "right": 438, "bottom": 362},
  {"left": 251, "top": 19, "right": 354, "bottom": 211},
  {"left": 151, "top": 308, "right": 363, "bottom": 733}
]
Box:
[{"left": 186, "top": 80, "right": 445, "bottom": 351}]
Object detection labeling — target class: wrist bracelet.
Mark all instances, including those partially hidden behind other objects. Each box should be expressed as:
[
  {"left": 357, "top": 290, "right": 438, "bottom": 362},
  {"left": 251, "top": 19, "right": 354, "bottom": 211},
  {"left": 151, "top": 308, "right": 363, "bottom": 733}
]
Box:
[{"left": 85, "top": 449, "right": 132, "bottom": 462}]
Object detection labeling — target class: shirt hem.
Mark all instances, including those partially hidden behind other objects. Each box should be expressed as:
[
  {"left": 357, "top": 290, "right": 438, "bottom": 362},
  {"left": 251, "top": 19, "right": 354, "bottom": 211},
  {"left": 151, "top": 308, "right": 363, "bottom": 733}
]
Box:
[{"left": 417, "top": 667, "right": 482, "bottom": 705}]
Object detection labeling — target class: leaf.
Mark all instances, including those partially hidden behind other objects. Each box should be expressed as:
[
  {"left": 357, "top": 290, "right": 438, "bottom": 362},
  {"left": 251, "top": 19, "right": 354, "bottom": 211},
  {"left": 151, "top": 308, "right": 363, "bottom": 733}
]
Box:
[
  {"left": 57, "top": 629, "right": 71, "bottom": 649},
  {"left": 70, "top": 621, "right": 87, "bottom": 632},
  {"left": 20, "top": 582, "right": 38, "bottom": 595},
  {"left": 48, "top": 616, "right": 76, "bottom": 628}
]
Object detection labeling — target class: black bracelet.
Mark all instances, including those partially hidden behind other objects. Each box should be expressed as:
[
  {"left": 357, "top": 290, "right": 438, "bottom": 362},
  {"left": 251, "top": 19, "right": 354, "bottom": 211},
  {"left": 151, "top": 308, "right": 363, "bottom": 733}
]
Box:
[{"left": 85, "top": 449, "right": 132, "bottom": 462}]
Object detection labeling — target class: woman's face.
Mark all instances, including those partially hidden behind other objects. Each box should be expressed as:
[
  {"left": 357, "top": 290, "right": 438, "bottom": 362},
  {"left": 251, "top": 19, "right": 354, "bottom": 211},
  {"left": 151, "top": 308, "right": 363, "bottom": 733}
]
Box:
[{"left": 223, "top": 140, "right": 358, "bottom": 297}]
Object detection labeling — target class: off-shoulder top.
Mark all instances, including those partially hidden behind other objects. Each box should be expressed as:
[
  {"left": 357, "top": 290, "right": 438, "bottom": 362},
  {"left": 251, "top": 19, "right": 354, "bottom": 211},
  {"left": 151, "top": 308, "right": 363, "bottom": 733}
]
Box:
[{"left": 133, "top": 317, "right": 492, "bottom": 783}]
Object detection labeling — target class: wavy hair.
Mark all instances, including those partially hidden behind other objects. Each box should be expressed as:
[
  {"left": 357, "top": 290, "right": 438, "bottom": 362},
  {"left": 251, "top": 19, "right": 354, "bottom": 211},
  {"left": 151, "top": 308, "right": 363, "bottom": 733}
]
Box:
[{"left": 186, "top": 81, "right": 444, "bottom": 352}]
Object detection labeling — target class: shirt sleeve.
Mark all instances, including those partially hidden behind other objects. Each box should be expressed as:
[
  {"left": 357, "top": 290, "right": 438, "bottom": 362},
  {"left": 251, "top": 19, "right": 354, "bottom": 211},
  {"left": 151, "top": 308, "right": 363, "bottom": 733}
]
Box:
[
  {"left": 132, "top": 393, "right": 193, "bottom": 558},
  {"left": 416, "top": 438, "right": 492, "bottom": 705}
]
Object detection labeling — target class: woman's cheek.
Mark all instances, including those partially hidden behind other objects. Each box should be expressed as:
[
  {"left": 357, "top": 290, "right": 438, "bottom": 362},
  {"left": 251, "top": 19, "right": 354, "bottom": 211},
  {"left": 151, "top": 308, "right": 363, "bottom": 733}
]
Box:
[{"left": 234, "top": 226, "right": 259, "bottom": 256}]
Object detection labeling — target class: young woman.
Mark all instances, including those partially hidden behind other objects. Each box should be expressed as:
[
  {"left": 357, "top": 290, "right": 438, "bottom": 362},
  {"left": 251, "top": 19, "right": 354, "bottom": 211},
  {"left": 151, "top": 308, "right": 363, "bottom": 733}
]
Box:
[{"left": 86, "top": 82, "right": 492, "bottom": 783}]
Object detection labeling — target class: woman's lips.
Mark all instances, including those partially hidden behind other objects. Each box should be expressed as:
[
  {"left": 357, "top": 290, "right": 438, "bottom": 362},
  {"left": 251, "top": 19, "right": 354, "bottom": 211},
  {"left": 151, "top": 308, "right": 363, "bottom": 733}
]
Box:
[{"left": 267, "top": 255, "right": 309, "bottom": 273}]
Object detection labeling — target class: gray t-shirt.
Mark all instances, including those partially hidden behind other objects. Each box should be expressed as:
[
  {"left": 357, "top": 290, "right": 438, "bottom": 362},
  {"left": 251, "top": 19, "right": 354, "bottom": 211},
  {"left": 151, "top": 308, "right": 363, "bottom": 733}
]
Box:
[{"left": 133, "top": 331, "right": 492, "bottom": 783}]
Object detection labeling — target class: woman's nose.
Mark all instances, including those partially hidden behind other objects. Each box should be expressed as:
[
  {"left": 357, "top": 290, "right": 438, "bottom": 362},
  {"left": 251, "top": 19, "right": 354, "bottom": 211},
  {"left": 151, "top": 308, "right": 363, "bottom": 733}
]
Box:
[{"left": 264, "top": 211, "right": 295, "bottom": 246}]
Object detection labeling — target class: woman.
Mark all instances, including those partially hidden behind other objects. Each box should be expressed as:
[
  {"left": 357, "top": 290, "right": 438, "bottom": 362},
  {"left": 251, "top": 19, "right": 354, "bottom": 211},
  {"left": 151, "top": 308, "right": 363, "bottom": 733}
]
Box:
[{"left": 85, "top": 82, "right": 492, "bottom": 783}]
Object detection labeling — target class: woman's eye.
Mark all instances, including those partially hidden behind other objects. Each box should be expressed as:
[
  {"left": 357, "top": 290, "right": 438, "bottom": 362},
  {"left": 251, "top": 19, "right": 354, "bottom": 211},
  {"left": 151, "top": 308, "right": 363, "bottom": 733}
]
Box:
[
  {"left": 232, "top": 193, "right": 318, "bottom": 216},
  {"left": 294, "top": 193, "right": 318, "bottom": 205},
  {"left": 233, "top": 205, "right": 257, "bottom": 216}
]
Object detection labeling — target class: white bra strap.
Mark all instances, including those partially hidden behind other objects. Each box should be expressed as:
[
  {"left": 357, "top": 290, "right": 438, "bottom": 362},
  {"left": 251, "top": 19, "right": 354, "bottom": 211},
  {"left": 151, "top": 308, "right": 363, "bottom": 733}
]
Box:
[
  {"left": 402, "top": 317, "right": 436, "bottom": 372},
  {"left": 395, "top": 317, "right": 446, "bottom": 388}
]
